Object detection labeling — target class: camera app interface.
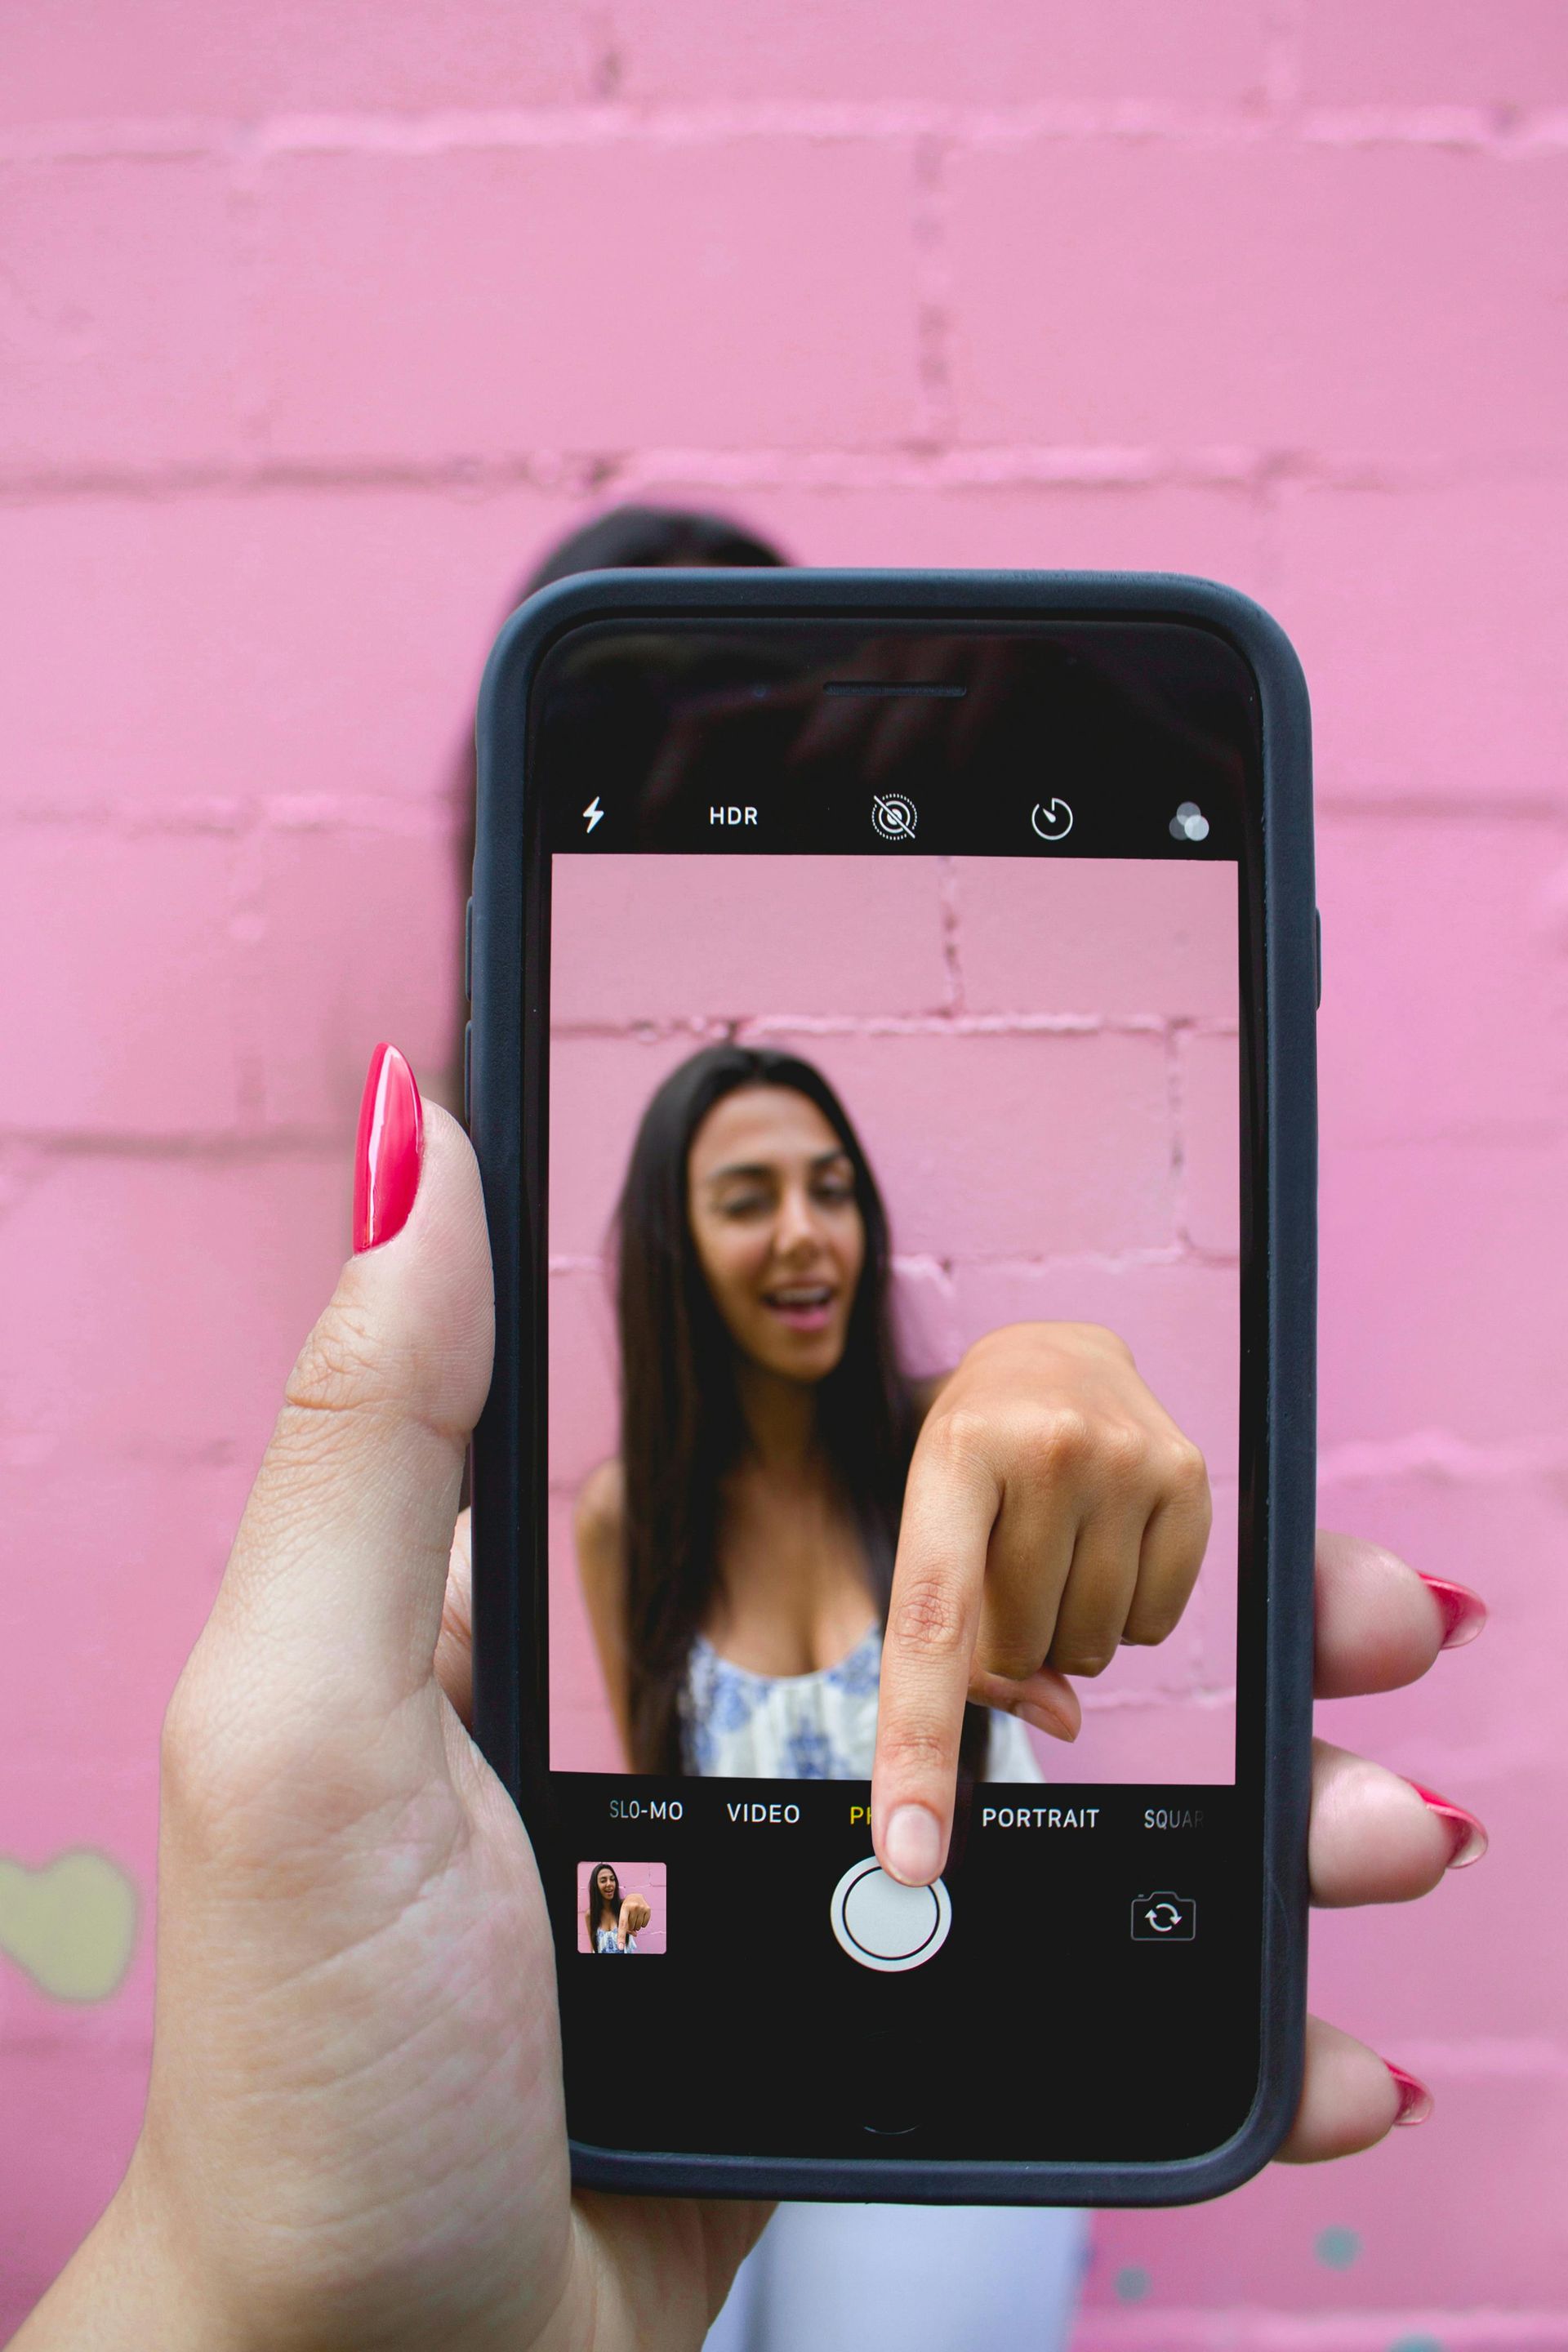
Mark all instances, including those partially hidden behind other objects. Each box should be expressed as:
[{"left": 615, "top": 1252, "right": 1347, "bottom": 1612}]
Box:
[{"left": 530, "top": 621, "right": 1264, "bottom": 2166}]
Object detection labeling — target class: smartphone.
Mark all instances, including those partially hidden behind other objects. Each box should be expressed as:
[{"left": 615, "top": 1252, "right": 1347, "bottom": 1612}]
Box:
[{"left": 468, "top": 569, "right": 1316, "bottom": 2205}]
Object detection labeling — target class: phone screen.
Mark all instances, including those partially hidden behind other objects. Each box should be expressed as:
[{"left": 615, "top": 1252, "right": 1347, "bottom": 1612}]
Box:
[{"left": 521, "top": 617, "right": 1268, "bottom": 2171}]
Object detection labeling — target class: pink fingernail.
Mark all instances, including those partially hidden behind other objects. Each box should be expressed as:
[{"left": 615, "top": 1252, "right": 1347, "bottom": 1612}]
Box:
[
  {"left": 354, "top": 1044, "right": 423, "bottom": 1254},
  {"left": 1386, "top": 2061, "right": 1434, "bottom": 2127},
  {"left": 1417, "top": 1573, "right": 1487, "bottom": 1650},
  {"left": 1411, "top": 1783, "right": 1489, "bottom": 1869},
  {"left": 883, "top": 1805, "right": 942, "bottom": 1887}
]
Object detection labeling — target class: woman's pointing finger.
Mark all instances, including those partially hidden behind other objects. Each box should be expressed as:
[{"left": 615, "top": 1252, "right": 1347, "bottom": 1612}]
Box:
[{"left": 871, "top": 1420, "right": 996, "bottom": 1886}]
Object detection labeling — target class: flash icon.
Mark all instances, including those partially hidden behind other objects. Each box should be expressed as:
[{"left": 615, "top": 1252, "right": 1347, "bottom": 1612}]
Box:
[{"left": 583, "top": 796, "right": 605, "bottom": 835}]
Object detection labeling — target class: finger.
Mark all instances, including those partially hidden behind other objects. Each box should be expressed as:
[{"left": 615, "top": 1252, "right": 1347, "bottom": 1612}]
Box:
[
  {"left": 1309, "top": 1740, "right": 1487, "bottom": 1906},
  {"left": 207, "top": 1067, "right": 494, "bottom": 1718},
  {"left": 434, "top": 1508, "right": 474, "bottom": 1728},
  {"left": 1045, "top": 1504, "right": 1146, "bottom": 1678},
  {"left": 968, "top": 1666, "right": 1082, "bottom": 1744},
  {"left": 1121, "top": 1466, "right": 1213, "bottom": 1647},
  {"left": 1276, "top": 2016, "right": 1432, "bottom": 2162},
  {"left": 969, "top": 1474, "right": 1077, "bottom": 1685},
  {"left": 871, "top": 1423, "right": 998, "bottom": 1886},
  {"left": 1315, "top": 1528, "right": 1486, "bottom": 1698}
]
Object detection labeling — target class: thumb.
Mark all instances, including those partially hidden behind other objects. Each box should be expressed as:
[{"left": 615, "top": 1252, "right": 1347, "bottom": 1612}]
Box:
[{"left": 209, "top": 1047, "right": 494, "bottom": 1717}]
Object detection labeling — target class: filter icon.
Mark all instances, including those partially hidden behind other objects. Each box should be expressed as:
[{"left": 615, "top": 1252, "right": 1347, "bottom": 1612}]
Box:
[{"left": 1170, "top": 802, "right": 1209, "bottom": 843}]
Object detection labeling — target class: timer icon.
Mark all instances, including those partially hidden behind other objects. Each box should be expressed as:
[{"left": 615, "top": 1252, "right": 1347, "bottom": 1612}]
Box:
[{"left": 1031, "top": 799, "right": 1074, "bottom": 843}]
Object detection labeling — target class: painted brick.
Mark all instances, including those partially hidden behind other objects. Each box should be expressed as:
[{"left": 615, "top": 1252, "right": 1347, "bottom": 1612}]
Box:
[
  {"left": 1074, "top": 2316, "right": 1568, "bottom": 2351},
  {"left": 1176, "top": 1027, "right": 1240, "bottom": 1256},
  {"left": 548, "top": 1030, "right": 724, "bottom": 1257},
  {"left": 0, "top": 488, "right": 575, "bottom": 820},
  {"left": 1022, "top": 1492, "right": 1232, "bottom": 1712},
  {"left": 0, "top": 0, "right": 599, "bottom": 122},
  {"left": 927, "top": 1263, "right": 1241, "bottom": 1731},
  {"left": 947, "top": 142, "right": 1568, "bottom": 460},
  {"left": 1319, "top": 1138, "right": 1568, "bottom": 1449},
  {"left": 1301, "top": 0, "right": 1568, "bottom": 109},
  {"left": 255, "top": 142, "right": 922, "bottom": 463},
  {"left": 628, "top": 479, "right": 1271, "bottom": 590},
  {"left": 1307, "top": 1761, "right": 1565, "bottom": 2050},
  {"left": 0, "top": 158, "right": 242, "bottom": 474},
  {"left": 889, "top": 1258, "right": 964, "bottom": 1383},
  {"left": 951, "top": 1258, "right": 1240, "bottom": 1477},
  {"left": 548, "top": 1487, "right": 620, "bottom": 1771},
  {"left": 1306, "top": 1476, "right": 1558, "bottom": 2044},
  {"left": 1311, "top": 1468, "right": 1566, "bottom": 1781},
  {"left": 1014, "top": 1477, "right": 1238, "bottom": 1749},
  {"left": 0, "top": 827, "right": 242, "bottom": 1136},
  {"left": 549, "top": 1707, "right": 617, "bottom": 1775},
  {"left": 547, "top": 1263, "right": 618, "bottom": 1489},
  {"left": 247, "top": 817, "right": 466, "bottom": 1132},
  {"left": 748, "top": 1027, "right": 1176, "bottom": 1257},
  {"left": 0, "top": 1753, "right": 159, "bottom": 2054},
  {"left": 1276, "top": 479, "right": 1568, "bottom": 805},
  {"left": 1316, "top": 814, "right": 1566, "bottom": 1148},
  {"left": 953, "top": 855, "right": 1237, "bottom": 1022},
  {"left": 229, "top": 483, "right": 570, "bottom": 809},
  {"left": 0, "top": 2045, "right": 152, "bottom": 2340},
  {"left": 2, "top": 1456, "right": 239, "bottom": 1761},
  {"left": 609, "top": 0, "right": 1271, "bottom": 106},
  {"left": 1021, "top": 1691, "right": 1236, "bottom": 1786},
  {"left": 0, "top": 501, "right": 265, "bottom": 822},
  {"left": 2, "top": 3, "right": 1566, "bottom": 2331},
  {"left": 0, "top": 1156, "right": 345, "bottom": 1454},
  {"left": 1187, "top": 1479, "right": 1241, "bottom": 1693},
  {"left": 1087, "top": 2069, "right": 1568, "bottom": 2310},
  {"left": 550, "top": 853, "right": 951, "bottom": 1027}
]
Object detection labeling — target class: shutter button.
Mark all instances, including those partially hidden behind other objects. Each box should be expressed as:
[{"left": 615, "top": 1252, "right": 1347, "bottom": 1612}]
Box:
[{"left": 830, "top": 1857, "right": 952, "bottom": 1972}]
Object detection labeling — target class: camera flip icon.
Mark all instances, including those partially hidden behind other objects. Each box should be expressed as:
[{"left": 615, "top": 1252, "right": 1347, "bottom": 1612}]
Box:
[{"left": 1130, "top": 1891, "right": 1197, "bottom": 1942}]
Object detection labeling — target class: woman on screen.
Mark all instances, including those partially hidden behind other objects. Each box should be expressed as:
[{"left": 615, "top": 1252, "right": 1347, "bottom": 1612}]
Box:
[
  {"left": 575, "top": 1043, "right": 1211, "bottom": 1782},
  {"left": 584, "top": 1863, "right": 650, "bottom": 1953}
]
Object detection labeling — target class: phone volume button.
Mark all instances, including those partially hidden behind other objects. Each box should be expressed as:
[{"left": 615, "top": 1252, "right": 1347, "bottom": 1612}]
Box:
[
  {"left": 465, "top": 894, "right": 474, "bottom": 1004},
  {"left": 463, "top": 1020, "right": 472, "bottom": 1125}
]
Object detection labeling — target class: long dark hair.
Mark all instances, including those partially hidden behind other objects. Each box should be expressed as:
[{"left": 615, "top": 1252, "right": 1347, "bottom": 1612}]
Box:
[
  {"left": 524, "top": 502, "right": 786, "bottom": 589},
  {"left": 586, "top": 1862, "right": 622, "bottom": 1950},
  {"left": 614, "top": 1044, "right": 988, "bottom": 1782}
]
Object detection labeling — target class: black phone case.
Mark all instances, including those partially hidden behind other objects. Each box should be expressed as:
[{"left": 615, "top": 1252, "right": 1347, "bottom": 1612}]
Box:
[{"left": 468, "top": 568, "right": 1316, "bottom": 2207}]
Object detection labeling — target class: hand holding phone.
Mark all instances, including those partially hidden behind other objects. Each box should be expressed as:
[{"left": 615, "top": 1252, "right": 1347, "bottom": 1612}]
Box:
[
  {"left": 21, "top": 1052, "right": 1478, "bottom": 2345},
  {"left": 872, "top": 1319, "right": 1212, "bottom": 1889}
]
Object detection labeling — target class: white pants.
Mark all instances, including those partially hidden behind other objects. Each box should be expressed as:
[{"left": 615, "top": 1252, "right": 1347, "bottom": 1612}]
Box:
[{"left": 705, "top": 2203, "right": 1087, "bottom": 2352}]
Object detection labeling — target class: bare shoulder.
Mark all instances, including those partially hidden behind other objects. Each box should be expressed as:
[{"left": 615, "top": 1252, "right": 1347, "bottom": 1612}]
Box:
[{"left": 574, "top": 1459, "right": 626, "bottom": 1586}]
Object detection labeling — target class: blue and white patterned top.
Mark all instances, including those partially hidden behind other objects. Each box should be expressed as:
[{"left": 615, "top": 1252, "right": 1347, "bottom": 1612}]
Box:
[{"left": 679, "top": 1623, "right": 1044, "bottom": 1782}]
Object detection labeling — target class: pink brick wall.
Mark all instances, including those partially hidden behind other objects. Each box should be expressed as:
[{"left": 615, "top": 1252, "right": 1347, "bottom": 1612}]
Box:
[
  {"left": 1, "top": 6, "right": 1563, "bottom": 2344},
  {"left": 546, "top": 853, "right": 1239, "bottom": 1784}
]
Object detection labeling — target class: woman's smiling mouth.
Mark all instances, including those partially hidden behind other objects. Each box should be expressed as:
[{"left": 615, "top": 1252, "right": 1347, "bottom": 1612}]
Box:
[{"left": 761, "top": 1281, "right": 837, "bottom": 1333}]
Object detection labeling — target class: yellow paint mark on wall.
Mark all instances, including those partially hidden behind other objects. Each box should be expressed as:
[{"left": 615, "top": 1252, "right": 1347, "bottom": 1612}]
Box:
[{"left": 0, "top": 1850, "right": 137, "bottom": 2002}]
